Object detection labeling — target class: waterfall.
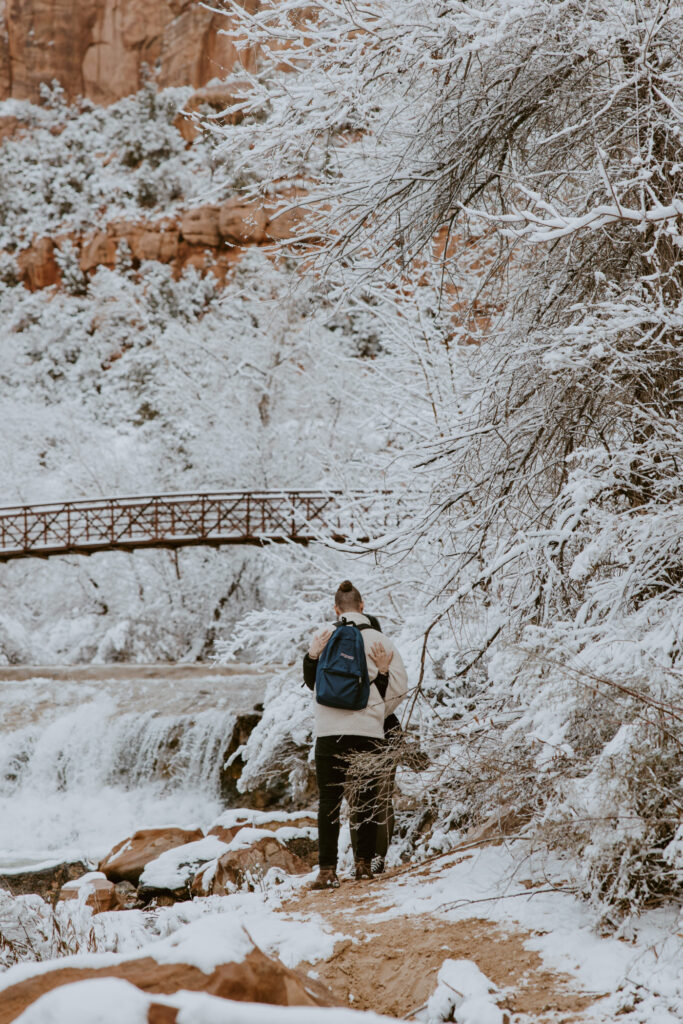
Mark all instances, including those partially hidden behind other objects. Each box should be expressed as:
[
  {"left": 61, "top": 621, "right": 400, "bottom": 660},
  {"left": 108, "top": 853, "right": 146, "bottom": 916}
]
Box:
[{"left": 0, "top": 670, "right": 263, "bottom": 868}]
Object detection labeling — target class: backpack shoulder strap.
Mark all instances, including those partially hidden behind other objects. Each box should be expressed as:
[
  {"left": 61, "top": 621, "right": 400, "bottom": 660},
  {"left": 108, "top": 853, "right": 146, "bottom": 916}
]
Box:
[{"left": 335, "top": 617, "right": 374, "bottom": 632}]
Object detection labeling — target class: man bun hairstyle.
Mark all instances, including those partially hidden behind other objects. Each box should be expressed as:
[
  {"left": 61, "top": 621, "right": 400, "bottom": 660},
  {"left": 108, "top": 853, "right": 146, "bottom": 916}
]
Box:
[{"left": 335, "top": 579, "right": 363, "bottom": 611}]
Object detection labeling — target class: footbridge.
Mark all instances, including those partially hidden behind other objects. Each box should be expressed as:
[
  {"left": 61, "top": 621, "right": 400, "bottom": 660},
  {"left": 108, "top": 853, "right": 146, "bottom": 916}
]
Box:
[{"left": 0, "top": 491, "right": 386, "bottom": 562}]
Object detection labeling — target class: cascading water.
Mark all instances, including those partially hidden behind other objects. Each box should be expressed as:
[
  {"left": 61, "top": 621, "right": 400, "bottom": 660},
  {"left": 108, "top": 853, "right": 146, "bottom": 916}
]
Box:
[{"left": 0, "top": 668, "right": 264, "bottom": 869}]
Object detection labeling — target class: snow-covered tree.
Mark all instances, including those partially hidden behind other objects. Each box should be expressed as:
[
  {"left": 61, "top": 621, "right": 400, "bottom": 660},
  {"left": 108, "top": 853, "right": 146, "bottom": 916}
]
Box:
[{"left": 213, "top": 0, "right": 683, "bottom": 921}]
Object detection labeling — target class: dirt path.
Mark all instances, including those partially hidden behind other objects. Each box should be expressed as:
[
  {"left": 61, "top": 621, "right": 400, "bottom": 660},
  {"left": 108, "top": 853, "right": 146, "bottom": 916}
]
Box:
[{"left": 283, "top": 868, "right": 603, "bottom": 1022}]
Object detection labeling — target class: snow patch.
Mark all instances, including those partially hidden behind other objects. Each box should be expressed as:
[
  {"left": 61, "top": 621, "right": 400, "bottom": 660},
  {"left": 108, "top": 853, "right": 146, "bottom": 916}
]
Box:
[
  {"left": 139, "top": 836, "right": 229, "bottom": 890},
  {"left": 13, "top": 978, "right": 150, "bottom": 1024},
  {"left": 425, "top": 959, "right": 503, "bottom": 1024}
]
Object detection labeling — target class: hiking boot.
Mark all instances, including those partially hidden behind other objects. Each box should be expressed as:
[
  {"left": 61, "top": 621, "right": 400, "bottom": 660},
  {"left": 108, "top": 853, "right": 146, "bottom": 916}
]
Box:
[
  {"left": 354, "top": 858, "right": 374, "bottom": 881},
  {"left": 309, "top": 868, "right": 340, "bottom": 890},
  {"left": 371, "top": 855, "right": 385, "bottom": 875}
]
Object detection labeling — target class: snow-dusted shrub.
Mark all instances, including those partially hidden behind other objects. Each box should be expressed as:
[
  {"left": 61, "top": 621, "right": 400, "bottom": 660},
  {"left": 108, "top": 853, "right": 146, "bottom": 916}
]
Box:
[
  {"left": 0, "top": 83, "right": 198, "bottom": 247},
  {"left": 0, "top": 890, "right": 98, "bottom": 967}
]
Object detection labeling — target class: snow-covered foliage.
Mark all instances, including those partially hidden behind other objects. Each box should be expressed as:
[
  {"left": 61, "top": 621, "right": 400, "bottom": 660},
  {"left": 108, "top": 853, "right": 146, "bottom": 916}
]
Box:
[
  {"left": 208, "top": 0, "right": 683, "bottom": 922},
  {"left": 0, "top": 83, "right": 200, "bottom": 249},
  {"left": 0, "top": 82, "right": 402, "bottom": 662}
]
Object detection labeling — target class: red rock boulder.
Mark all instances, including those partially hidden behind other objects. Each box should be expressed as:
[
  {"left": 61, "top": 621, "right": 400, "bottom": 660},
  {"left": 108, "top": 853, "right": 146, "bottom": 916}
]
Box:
[
  {"left": 192, "top": 834, "right": 309, "bottom": 896},
  {"left": 59, "top": 871, "right": 118, "bottom": 913},
  {"left": 208, "top": 814, "right": 317, "bottom": 844},
  {"left": 98, "top": 827, "right": 203, "bottom": 885},
  {"left": 218, "top": 200, "right": 268, "bottom": 245},
  {"left": 0, "top": 948, "right": 339, "bottom": 1024},
  {"left": 17, "top": 237, "right": 61, "bottom": 290},
  {"left": 179, "top": 206, "right": 222, "bottom": 247}
]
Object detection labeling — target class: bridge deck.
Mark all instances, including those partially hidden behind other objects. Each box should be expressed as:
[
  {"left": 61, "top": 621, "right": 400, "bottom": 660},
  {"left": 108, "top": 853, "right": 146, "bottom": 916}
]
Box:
[{"left": 0, "top": 491, "right": 376, "bottom": 561}]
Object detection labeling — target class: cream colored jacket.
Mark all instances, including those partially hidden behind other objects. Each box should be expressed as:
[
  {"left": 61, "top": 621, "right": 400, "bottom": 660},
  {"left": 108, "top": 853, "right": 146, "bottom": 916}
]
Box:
[{"left": 312, "top": 611, "right": 409, "bottom": 739}]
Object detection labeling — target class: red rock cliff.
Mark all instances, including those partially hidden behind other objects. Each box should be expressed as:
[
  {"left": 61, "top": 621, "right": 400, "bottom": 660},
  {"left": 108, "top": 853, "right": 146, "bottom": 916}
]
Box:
[{"left": 0, "top": 0, "right": 256, "bottom": 104}]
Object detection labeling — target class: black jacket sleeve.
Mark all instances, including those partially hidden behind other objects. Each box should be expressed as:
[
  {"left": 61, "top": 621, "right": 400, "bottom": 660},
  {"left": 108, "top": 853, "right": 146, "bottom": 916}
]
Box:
[
  {"left": 374, "top": 671, "right": 389, "bottom": 699},
  {"left": 303, "top": 652, "right": 317, "bottom": 690}
]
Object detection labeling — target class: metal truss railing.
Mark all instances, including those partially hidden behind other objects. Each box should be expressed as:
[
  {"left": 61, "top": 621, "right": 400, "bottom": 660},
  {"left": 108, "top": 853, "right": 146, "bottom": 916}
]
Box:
[{"left": 0, "top": 491, "right": 386, "bottom": 561}]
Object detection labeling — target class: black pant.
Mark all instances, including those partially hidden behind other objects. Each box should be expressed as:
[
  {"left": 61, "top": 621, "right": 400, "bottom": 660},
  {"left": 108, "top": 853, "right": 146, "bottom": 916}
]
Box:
[
  {"left": 315, "top": 735, "right": 385, "bottom": 868},
  {"left": 350, "top": 758, "right": 396, "bottom": 860},
  {"left": 350, "top": 723, "right": 401, "bottom": 861}
]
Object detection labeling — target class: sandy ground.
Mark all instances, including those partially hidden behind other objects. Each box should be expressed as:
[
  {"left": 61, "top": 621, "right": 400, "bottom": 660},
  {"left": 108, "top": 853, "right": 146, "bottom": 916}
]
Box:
[{"left": 285, "top": 861, "right": 605, "bottom": 1023}]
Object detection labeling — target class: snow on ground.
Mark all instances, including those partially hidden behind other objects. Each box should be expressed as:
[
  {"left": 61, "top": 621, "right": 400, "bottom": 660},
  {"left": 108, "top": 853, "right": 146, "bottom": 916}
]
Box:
[
  {"left": 3, "top": 841, "right": 682, "bottom": 1022},
  {"left": 425, "top": 959, "right": 504, "bottom": 1024},
  {"left": 356, "top": 844, "right": 683, "bottom": 1023},
  {"left": 0, "top": 874, "right": 342, "bottom": 991}
]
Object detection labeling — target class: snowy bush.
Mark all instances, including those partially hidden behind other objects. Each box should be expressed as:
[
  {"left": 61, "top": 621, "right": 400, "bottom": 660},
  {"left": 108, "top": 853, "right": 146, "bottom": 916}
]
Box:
[
  {"left": 0, "top": 890, "right": 100, "bottom": 967},
  {"left": 0, "top": 84, "right": 198, "bottom": 248}
]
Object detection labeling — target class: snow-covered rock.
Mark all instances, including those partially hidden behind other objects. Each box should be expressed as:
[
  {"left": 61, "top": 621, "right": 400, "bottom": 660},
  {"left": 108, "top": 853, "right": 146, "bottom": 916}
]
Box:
[
  {"left": 59, "top": 872, "right": 117, "bottom": 913},
  {"left": 426, "top": 959, "right": 505, "bottom": 1024},
  {"left": 208, "top": 809, "right": 318, "bottom": 840},
  {"left": 138, "top": 836, "right": 229, "bottom": 900},
  {"left": 208, "top": 810, "right": 319, "bottom": 868},
  {"left": 12, "top": 980, "right": 398, "bottom": 1024},
  {"left": 99, "top": 827, "right": 204, "bottom": 885},
  {"left": 1, "top": 918, "right": 341, "bottom": 1023},
  {"left": 192, "top": 832, "right": 310, "bottom": 896}
]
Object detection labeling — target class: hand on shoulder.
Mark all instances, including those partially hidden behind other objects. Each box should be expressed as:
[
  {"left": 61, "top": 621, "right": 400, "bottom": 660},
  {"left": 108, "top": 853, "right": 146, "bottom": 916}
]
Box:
[
  {"left": 309, "top": 627, "right": 333, "bottom": 659},
  {"left": 370, "top": 640, "right": 394, "bottom": 674}
]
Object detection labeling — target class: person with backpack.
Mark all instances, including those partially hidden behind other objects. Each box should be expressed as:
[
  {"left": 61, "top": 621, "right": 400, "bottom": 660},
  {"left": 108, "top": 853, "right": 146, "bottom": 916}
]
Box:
[{"left": 302, "top": 580, "right": 408, "bottom": 889}]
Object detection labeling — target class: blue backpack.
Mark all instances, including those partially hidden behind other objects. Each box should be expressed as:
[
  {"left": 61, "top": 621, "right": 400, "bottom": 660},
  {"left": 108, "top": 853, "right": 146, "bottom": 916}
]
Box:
[{"left": 315, "top": 618, "right": 371, "bottom": 710}]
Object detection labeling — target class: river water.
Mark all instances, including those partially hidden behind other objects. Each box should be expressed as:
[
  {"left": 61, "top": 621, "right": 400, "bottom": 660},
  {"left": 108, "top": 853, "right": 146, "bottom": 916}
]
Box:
[{"left": 0, "top": 665, "right": 265, "bottom": 871}]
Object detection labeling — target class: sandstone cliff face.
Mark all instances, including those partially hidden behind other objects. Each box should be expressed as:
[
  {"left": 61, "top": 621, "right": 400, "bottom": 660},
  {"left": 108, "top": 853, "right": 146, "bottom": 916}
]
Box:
[
  {"left": 0, "top": 0, "right": 257, "bottom": 104},
  {"left": 16, "top": 196, "right": 313, "bottom": 291}
]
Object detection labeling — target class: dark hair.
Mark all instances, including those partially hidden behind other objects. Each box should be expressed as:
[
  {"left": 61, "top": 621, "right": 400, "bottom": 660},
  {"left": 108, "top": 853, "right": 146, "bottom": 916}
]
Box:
[{"left": 335, "top": 579, "right": 363, "bottom": 611}]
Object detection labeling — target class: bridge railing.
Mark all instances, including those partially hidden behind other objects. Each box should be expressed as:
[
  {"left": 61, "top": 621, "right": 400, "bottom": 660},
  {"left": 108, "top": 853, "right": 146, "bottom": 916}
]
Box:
[{"left": 0, "top": 491, "right": 392, "bottom": 561}]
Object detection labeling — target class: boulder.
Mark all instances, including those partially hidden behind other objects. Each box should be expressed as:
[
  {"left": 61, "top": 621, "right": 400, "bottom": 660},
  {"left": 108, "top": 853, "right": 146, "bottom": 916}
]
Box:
[
  {"left": 80, "top": 230, "right": 118, "bottom": 273},
  {"left": 0, "top": 943, "right": 339, "bottom": 1024},
  {"left": 192, "top": 833, "right": 309, "bottom": 896},
  {"left": 264, "top": 205, "right": 311, "bottom": 242},
  {"left": 99, "top": 827, "right": 204, "bottom": 885},
  {"left": 113, "top": 880, "right": 138, "bottom": 909},
  {"left": 107, "top": 220, "right": 181, "bottom": 264},
  {"left": 137, "top": 835, "right": 229, "bottom": 903},
  {"left": 59, "top": 871, "right": 117, "bottom": 913},
  {"left": 174, "top": 83, "right": 250, "bottom": 143},
  {"left": 208, "top": 810, "right": 319, "bottom": 868},
  {"left": 208, "top": 809, "right": 317, "bottom": 843},
  {"left": 133, "top": 228, "right": 180, "bottom": 263},
  {"left": 0, "top": 860, "right": 88, "bottom": 901},
  {"left": 218, "top": 200, "right": 268, "bottom": 245},
  {"left": 17, "top": 237, "right": 61, "bottom": 290},
  {"left": 179, "top": 206, "right": 222, "bottom": 247},
  {"left": 280, "top": 833, "right": 319, "bottom": 868}
]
